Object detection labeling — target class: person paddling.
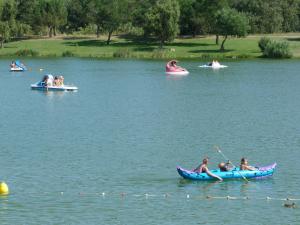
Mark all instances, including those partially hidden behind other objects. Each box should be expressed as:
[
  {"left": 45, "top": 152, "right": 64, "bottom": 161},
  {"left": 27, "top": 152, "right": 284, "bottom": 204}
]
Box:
[
  {"left": 240, "top": 158, "right": 257, "bottom": 171},
  {"left": 193, "top": 158, "right": 223, "bottom": 181}
]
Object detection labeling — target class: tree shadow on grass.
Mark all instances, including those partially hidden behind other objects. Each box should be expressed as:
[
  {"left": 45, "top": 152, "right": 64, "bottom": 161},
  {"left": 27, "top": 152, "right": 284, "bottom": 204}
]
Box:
[
  {"left": 286, "top": 38, "right": 300, "bottom": 42},
  {"left": 2, "top": 46, "right": 17, "bottom": 49},
  {"left": 64, "top": 39, "right": 215, "bottom": 49},
  {"left": 166, "top": 42, "right": 215, "bottom": 47},
  {"left": 62, "top": 36, "right": 92, "bottom": 40},
  {"left": 189, "top": 49, "right": 233, "bottom": 53},
  {"left": 133, "top": 46, "right": 156, "bottom": 52},
  {"left": 10, "top": 37, "right": 32, "bottom": 42},
  {"left": 64, "top": 40, "right": 108, "bottom": 47},
  {"left": 64, "top": 39, "right": 151, "bottom": 48}
]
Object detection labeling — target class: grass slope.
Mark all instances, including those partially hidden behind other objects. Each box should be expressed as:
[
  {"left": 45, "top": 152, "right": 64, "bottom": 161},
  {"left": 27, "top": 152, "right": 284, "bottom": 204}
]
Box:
[{"left": 1, "top": 34, "right": 300, "bottom": 59}]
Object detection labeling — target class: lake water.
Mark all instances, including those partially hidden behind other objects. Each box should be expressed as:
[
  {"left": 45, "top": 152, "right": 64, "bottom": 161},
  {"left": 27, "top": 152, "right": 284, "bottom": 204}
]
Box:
[{"left": 0, "top": 58, "right": 300, "bottom": 224}]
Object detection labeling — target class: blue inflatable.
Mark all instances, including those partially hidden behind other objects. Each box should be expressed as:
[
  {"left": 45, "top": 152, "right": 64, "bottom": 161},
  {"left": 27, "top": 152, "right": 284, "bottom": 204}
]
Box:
[
  {"left": 177, "top": 163, "right": 277, "bottom": 180},
  {"left": 10, "top": 60, "right": 27, "bottom": 72},
  {"left": 15, "top": 60, "right": 27, "bottom": 70}
]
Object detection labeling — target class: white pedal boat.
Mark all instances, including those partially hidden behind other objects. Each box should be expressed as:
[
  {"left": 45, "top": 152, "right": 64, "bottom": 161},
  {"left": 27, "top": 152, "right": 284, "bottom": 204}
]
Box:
[
  {"left": 10, "top": 60, "right": 27, "bottom": 72},
  {"left": 10, "top": 67, "right": 26, "bottom": 72},
  {"left": 31, "top": 82, "right": 78, "bottom": 91},
  {"left": 199, "top": 62, "right": 227, "bottom": 69}
]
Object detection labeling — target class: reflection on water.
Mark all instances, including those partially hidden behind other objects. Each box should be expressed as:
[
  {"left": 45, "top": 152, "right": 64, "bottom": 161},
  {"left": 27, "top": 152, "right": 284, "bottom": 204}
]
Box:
[{"left": 166, "top": 74, "right": 187, "bottom": 81}]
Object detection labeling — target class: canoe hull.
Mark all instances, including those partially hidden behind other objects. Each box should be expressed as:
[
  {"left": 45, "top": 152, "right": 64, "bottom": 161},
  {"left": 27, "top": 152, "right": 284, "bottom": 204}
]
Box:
[
  {"left": 31, "top": 84, "right": 78, "bottom": 91},
  {"left": 177, "top": 163, "right": 277, "bottom": 181}
]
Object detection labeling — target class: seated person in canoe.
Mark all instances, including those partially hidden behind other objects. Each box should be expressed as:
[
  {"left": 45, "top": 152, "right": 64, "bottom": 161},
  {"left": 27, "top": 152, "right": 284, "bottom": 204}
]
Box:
[
  {"left": 240, "top": 158, "right": 257, "bottom": 171},
  {"left": 218, "top": 161, "right": 233, "bottom": 172},
  {"left": 193, "top": 158, "right": 223, "bottom": 181}
]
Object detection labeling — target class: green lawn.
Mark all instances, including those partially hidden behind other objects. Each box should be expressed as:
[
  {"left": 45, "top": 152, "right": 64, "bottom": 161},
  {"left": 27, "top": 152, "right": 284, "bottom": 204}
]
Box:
[{"left": 1, "top": 34, "right": 300, "bottom": 59}]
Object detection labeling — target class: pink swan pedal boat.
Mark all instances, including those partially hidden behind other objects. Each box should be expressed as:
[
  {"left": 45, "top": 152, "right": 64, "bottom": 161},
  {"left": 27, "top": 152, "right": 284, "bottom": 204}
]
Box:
[{"left": 166, "top": 60, "right": 189, "bottom": 76}]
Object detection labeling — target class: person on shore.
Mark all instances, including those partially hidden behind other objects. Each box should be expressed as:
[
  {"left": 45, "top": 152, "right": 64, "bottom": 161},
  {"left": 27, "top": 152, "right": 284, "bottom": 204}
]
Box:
[
  {"left": 240, "top": 158, "right": 257, "bottom": 171},
  {"left": 194, "top": 158, "right": 223, "bottom": 181}
]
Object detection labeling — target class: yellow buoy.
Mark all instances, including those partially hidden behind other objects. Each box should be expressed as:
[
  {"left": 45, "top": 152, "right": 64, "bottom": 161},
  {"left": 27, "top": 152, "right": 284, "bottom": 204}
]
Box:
[{"left": 0, "top": 182, "right": 9, "bottom": 195}]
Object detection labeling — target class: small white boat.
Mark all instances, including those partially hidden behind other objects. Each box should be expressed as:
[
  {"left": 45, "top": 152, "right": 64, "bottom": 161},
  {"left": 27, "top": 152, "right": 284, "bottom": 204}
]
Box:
[
  {"left": 31, "top": 82, "right": 78, "bottom": 91},
  {"left": 10, "top": 60, "right": 27, "bottom": 72},
  {"left": 166, "top": 70, "right": 189, "bottom": 76},
  {"left": 199, "top": 62, "right": 227, "bottom": 69},
  {"left": 10, "top": 67, "right": 26, "bottom": 72}
]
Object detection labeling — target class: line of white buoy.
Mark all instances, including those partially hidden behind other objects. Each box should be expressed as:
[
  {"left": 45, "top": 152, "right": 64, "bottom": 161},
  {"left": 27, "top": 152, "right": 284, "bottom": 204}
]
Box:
[
  {"left": 1, "top": 188, "right": 299, "bottom": 203},
  {"left": 6, "top": 191, "right": 298, "bottom": 202}
]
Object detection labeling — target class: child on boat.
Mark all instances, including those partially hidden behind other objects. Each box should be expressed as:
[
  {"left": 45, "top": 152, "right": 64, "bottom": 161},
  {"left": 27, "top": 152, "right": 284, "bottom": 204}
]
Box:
[
  {"left": 194, "top": 158, "right": 223, "bottom": 181},
  {"left": 10, "top": 61, "right": 16, "bottom": 68}
]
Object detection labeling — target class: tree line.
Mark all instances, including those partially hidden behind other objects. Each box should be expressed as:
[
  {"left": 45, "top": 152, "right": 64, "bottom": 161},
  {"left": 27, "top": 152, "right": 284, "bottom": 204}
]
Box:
[{"left": 0, "top": 0, "right": 300, "bottom": 49}]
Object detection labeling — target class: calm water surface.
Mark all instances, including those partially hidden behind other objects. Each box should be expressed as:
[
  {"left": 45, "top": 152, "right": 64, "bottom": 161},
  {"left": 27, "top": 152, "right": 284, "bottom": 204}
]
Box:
[{"left": 0, "top": 58, "right": 300, "bottom": 224}]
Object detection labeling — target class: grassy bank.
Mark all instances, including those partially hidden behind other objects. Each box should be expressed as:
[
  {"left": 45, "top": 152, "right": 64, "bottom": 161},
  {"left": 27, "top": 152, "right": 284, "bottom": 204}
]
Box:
[{"left": 2, "top": 34, "right": 300, "bottom": 60}]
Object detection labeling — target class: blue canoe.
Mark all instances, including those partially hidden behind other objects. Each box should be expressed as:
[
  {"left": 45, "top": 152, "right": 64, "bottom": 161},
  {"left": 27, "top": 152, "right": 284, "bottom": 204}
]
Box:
[{"left": 177, "top": 163, "right": 277, "bottom": 180}]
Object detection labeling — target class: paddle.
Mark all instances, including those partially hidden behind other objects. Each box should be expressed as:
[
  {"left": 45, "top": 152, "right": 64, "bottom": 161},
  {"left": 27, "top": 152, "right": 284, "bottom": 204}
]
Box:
[{"left": 213, "top": 145, "right": 249, "bottom": 182}]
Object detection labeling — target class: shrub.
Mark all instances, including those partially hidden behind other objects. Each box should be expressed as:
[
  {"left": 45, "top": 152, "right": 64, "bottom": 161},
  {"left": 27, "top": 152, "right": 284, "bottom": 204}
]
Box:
[
  {"left": 113, "top": 48, "right": 131, "bottom": 58},
  {"left": 151, "top": 49, "right": 169, "bottom": 58},
  {"left": 15, "top": 49, "right": 39, "bottom": 57},
  {"left": 263, "top": 40, "right": 292, "bottom": 58},
  {"left": 62, "top": 50, "right": 74, "bottom": 57},
  {"left": 258, "top": 37, "right": 271, "bottom": 52}
]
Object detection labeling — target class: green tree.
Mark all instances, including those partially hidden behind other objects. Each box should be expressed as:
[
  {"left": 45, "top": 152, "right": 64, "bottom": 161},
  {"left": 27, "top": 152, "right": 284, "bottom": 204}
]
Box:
[
  {"left": 145, "top": 0, "right": 180, "bottom": 47},
  {"left": 280, "top": 0, "right": 299, "bottom": 32},
  {"left": 0, "top": 21, "right": 10, "bottom": 48},
  {"left": 1, "top": 0, "right": 17, "bottom": 22},
  {"left": 0, "top": 0, "right": 17, "bottom": 47},
  {"left": 36, "top": 0, "right": 67, "bottom": 37},
  {"left": 215, "top": 8, "right": 249, "bottom": 51},
  {"left": 90, "top": 0, "right": 129, "bottom": 44},
  {"left": 66, "top": 0, "right": 93, "bottom": 32},
  {"left": 230, "top": 0, "right": 285, "bottom": 33},
  {"left": 200, "top": 0, "right": 228, "bottom": 44},
  {"left": 131, "top": 0, "right": 156, "bottom": 37},
  {"left": 178, "top": 0, "right": 228, "bottom": 39},
  {"left": 15, "top": 0, "right": 36, "bottom": 26}
]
